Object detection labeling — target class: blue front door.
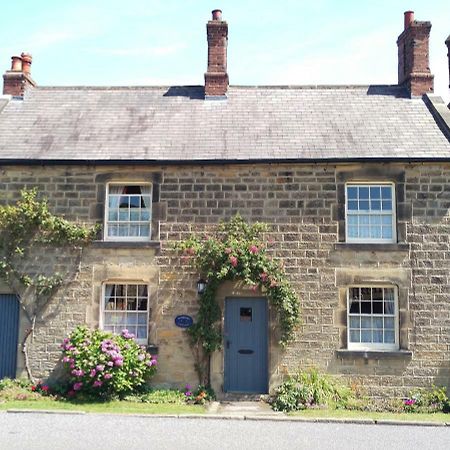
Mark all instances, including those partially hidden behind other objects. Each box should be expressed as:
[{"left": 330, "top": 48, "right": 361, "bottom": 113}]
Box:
[
  {"left": 224, "top": 298, "right": 268, "bottom": 393},
  {"left": 0, "top": 294, "right": 20, "bottom": 379}
]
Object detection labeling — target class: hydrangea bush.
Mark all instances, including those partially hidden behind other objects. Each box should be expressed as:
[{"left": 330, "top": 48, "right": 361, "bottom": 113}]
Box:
[{"left": 60, "top": 326, "right": 157, "bottom": 399}]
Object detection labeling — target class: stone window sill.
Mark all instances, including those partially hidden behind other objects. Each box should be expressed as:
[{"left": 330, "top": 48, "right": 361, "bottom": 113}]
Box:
[
  {"left": 336, "top": 349, "right": 412, "bottom": 360},
  {"left": 334, "top": 243, "right": 409, "bottom": 252},
  {"left": 92, "top": 240, "right": 161, "bottom": 250}
]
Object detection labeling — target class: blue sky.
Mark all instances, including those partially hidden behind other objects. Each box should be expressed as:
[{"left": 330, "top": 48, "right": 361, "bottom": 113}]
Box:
[{"left": 1, "top": 1, "right": 449, "bottom": 100}]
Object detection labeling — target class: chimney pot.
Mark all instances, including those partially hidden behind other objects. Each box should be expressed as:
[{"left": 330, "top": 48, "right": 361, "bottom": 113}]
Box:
[
  {"left": 404, "top": 11, "right": 414, "bottom": 30},
  {"left": 212, "top": 9, "right": 222, "bottom": 21},
  {"left": 21, "top": 52, "right": 32, "bottom": 75},
  {"left": 11, "top": 56, "right": 22, "bottom": 71}
]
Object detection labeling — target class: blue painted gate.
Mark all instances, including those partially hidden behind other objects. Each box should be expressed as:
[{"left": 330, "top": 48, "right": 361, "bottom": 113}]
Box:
[
  {"left": 0, "top": 294, "right": 19, "bottom": 379},
  {"left": 224, "top": 298, "right": 268, "bottom": 393}
]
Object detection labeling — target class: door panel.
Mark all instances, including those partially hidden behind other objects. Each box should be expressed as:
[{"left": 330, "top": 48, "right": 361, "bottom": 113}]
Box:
[
  {"left": 0, "top": 294, "right": 20, "bottom": 379},
  {"left": 224, "top": 298, "right": 268, "bottom": 393}
]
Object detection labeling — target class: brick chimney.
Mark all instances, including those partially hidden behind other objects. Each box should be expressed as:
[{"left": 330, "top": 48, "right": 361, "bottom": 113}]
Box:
[
  {"left": 397, "top": 11, "right": 434, "bottom": 97},
  {"left": 446, "top": 35, "right": 450, "bottom": 90},
  {"left": 204, "top": 9, "right": 229, "bottom": 97},
  {"left": 3, "top": 52, "right": 36, "bottom": 97}
]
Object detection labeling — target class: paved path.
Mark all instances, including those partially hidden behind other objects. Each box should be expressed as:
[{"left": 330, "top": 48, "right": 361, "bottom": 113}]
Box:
[{"left": 1, "top": 410, "right": 450, "bottom": 450}]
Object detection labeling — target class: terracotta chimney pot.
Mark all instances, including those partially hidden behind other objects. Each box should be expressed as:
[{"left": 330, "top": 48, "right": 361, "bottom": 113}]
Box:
[
  {"left": 11, "top": 56, "right": 22, "bottom": 71},
  {"left": 21, "top": 52, "right": 32, "bottom": 75}
]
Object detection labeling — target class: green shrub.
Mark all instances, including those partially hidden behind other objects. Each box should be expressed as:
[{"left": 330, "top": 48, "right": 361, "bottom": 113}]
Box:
[
  {"left": 60, "top": 326, "right": 157, "bottom": 399},
  {"left": 403, "top": 385, "right": 449, "bottom": 413},
  {"left": 271, "top": 369, "right": 352, "bottom": 412},
  {"left": 0, "top": 378, "right": 40, "bottom": 402},
  {"left": 184, "top": 384, "right": 216, "bottom": 404}
]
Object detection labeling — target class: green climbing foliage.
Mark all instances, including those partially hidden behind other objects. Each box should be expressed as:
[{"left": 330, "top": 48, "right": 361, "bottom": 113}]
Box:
[
  {"left": 175, "top": 215, "right": 300, "bottom": 384},
  {"left": 0, "top": 188, "right": 98, "bottom": 381}
]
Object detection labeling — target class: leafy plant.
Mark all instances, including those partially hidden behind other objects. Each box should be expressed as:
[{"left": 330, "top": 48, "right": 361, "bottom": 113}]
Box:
[
  {"left": 60, "top": 326, "right": 157, "bottom": 400},
  {"left": 175, "top": 215, "right": 300, "bottom": 384},
  {"left": 0, "top": 189, "right": 98, "bottom": 381},
  {"left": 271, "top": 369, "right": 352, "bottom": 412},
  {"left": 184, "top": 384, "right": 216, "bottom": 405},
  {"left": 403, "top": 385, "right": 449, "bottom": 413}
]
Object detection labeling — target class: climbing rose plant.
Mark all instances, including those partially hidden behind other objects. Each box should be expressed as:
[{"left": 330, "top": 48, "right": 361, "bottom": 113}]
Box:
[
  {"left": 176, "top": 215, "right": 300, "bottom": 384},
  {"left": 0, "top": 188, "right": 97, "bottom": 382},
  {"left": 61, "top": 326, "right": 157, "bottom": 399}
]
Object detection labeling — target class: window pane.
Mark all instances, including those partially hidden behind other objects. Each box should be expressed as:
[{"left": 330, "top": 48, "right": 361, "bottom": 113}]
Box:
[
  {"left": 350, "top": 317, "right": 360, "bottom": 328},
  {"left": 127, "top": 314, "right": 138, "bottom": 325},
  {"left": 373, "top": 317, "right": 383, "bottom": 329},
  {"left": 359, "top": 200, "right": 369, "bottom": 210},
  {"left": 371, "top": 200, "right": 381, "bottom": 210},
  {"left": 129, "top": 196, "right": 140, "bottom": 208},
  {"left": 361, "top": 289, "right": 371, "bottom": 300},
  {"left": 349, "top": 301, "right": 360, "bottom": 314},
  {"left": 361, "top": 317, "right": 371, "bottom": 329},
  {"left": 361, "top": 330, "right": 372, "bottom": 342},
  {"left": 140, "top": 224, "right": 150, "bottom": 237},
  {"left": 370, "top": 227, "right": 382, "bottom": 239},
  {"left": 359, "top": 187, "right": 369, "bottom": 199},
  {"left": 370, "top": 187, "right": 381, "bottom": 199},
  {"left": 347, "top": 187, "right": 358, "bottom": 199},
  {"left": 382, "top": 226, "right": 393, "bottom": 239},
  {"left": 382, "top": 215, "right": 392, "bottom": 225},
  {"left": 138, "top": 299, "right": 148, "bottom": 311},
  {"left": 373, "top": 330, "right": 383, "bottom": 343},
  {"left": 384, "top": 317, "right": 395, "bottom": 329},
  {"left": 360, "top": 302, "right": 371, "bottom": 314},
  {"left": 350, "top": 330, "right": 360, "bottom": 342},
  {"left": 360, "top": 226, "right": 370, "bottom": 238},
  {"left": 381, "top": 187, "right": 392, "bottom": 199},
  {"left": 373, "top": 301, "right": 383, "bottom": 314},
  {"left": 137, "top": 313, "right": 147, "bottom": 325},
  {"left": 348, "top": 201, "right": 358, "bottom": 211},
  {"left": 384, "top": 331, "right": 395, "bottom": 343},
  {"left": 382, "top": 200, "right": 392, "bottom": 211},
  {"left": 137, "top": 327, "right": 147, "bottom": 339},
  {"left": 141, "top": 210, "right": 150, "bottom": 221},
  {"left": 348, "top": 216, "right": 358, "bottom": 226}
]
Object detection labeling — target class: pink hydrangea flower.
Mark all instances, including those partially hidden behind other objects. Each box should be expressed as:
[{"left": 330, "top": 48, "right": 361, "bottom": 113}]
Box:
[
  {"left": 96, "top": 364, "right": 105, "bottom": 372},
  {"left": 249, "top": 245, "right": 259, "bottom": 254},
  {"left": 90, "top": 369, "right": 97, "bottom": 377},
  {"left": 104, "top": 373, "right": 113, "bottom": 380},
  {"left": 93, "top": 380, "right": 103, "bottom": 388},
  {"left": 73, "top": 382, "right": 83, "bottom": 391}
]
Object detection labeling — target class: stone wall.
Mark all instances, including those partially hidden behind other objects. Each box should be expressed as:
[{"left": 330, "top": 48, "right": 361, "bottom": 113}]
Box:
[{"left": 1, "top": 162, "right": 449, "bottom": 396}]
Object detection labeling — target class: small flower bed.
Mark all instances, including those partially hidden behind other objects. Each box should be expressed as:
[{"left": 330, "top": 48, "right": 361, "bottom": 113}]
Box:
[
  {"left": 184, "top": 384, "right": 215, "bottom": 405},
  {"left": 402, "top": 386, "right": 450, "bottom": 413},
  {"left": 60, "top": 326, "right": 157, "bottom": 399}
]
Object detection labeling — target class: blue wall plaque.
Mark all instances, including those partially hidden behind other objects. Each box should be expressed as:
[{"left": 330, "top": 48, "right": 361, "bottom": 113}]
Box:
[{"left": 175, "top": 315, "right": 194, "bottom": 328}]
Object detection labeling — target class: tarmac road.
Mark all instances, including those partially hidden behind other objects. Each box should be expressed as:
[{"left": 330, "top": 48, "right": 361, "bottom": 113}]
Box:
[{"left": 1, "top": 411, "right": 449, "bottom": 450}]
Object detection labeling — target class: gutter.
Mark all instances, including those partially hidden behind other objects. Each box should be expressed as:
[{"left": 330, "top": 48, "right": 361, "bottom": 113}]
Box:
[{"left": 3, "top": 157, "right": 450, "bottom": 166}]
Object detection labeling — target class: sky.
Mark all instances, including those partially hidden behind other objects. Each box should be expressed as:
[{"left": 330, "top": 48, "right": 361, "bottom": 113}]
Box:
[{"left": 0, "top": 0, "right": 449, "bottom": 101}]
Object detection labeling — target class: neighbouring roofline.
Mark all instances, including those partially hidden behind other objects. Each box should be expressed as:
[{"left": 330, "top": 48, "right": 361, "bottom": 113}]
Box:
[
  {"left": 28, "top": 84, "right": 404, "bottom": 91},
  {"left": 423, "top": 94, "right": 450, "bottom": 142}
]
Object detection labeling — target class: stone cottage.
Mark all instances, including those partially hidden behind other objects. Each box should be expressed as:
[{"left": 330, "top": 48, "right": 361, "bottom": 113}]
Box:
[{"left": 1, "top": 9, "right": 450, "bottom": 397}]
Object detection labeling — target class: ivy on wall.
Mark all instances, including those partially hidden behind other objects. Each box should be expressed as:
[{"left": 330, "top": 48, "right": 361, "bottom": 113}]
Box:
[
  {"left": 0, "top": 189, "right": 98, "bottom": 381},
  {"left": 176, "top": 215, "right": 300, "bottom": 385}
]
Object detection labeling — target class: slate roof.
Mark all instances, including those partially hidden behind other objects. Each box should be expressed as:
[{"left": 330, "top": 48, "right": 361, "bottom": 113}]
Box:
[{"left": 0, "top": 85, "right": 449, "bottom": 163}]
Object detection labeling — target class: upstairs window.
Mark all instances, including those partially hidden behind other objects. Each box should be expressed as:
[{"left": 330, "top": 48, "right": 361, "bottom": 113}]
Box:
[
  {"left": 348, "top": 286, "right": 398, "bottom": 351},
  {"left": 105, "top": 184, "right": 152, "bottom": 240},
  {"left": 346, "top": 184, "right": 395, "bottom": 243}
]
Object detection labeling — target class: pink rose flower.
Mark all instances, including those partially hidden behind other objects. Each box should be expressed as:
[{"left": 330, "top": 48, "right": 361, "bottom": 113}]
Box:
[{"left": 229, "top": 255, "right": 238, "bottom": 267}]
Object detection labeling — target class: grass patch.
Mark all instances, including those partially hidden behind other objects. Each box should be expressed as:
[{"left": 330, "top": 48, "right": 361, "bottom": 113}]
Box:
[
  {"left": 0, "top": 398, "right": 205, "bottom": 414},
  {"left": 291, "top": 408, "right": 450, "bottom": 423}
]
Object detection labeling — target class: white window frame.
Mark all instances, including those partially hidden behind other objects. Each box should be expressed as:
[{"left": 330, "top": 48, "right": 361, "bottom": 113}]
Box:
[
  {"left": 104, "top": 182, "right": 152, "bottom": 241},
  {"left": 345, "top": 182, "right": 396, "bottom": 243},
  {"left": 100, "top": 282, "right": 150, "bottom": 345},
  {"left": 347, "top": 285, "right": 399, "bottom": 351}
]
